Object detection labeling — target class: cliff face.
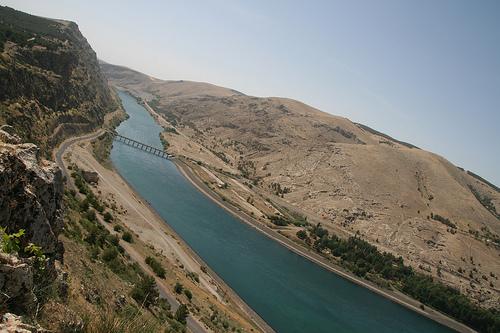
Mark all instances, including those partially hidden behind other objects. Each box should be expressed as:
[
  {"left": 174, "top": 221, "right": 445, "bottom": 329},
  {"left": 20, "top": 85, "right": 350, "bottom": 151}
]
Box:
[
  {"left": 0, "top": 126, "right": 64, "bottom": 315},
  {"left": 0, "top": 6, "right": 115, "bottom": 153},
  {"left": 0, "top": 129, "right": 63, "bottom": 255}
]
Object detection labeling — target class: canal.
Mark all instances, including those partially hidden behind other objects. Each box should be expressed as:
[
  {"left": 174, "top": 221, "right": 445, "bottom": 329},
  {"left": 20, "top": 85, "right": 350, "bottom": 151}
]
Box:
[{"left": 110, "top": 90, "right": 455, "bottom": 333}]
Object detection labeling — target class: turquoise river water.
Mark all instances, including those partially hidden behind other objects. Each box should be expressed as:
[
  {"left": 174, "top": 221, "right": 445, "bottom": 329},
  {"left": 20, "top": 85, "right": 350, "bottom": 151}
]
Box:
[{"left": 110, "top": 90, "right": 455, "bottom": 333}]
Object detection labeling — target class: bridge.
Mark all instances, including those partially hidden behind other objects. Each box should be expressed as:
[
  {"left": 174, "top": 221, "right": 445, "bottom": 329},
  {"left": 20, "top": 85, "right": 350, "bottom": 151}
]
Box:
[{"left": 109, "top": 130, "right": 172, "bottom": 159}]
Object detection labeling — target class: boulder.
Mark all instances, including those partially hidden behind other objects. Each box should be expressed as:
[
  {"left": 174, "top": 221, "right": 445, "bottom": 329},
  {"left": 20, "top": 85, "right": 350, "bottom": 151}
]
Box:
[
  {"left": 0, "top": 125, "right": 21, "bottom": 144},
  {"left": 0, "top": 313, "right": 45, "bottom": 333},
  {"left": 0, "top": 253, "right": 36, "bottom": 314}
]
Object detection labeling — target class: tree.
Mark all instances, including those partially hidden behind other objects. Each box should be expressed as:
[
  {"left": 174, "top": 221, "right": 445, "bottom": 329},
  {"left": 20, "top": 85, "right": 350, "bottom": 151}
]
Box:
[
  {"left": 296, "top": 230, "right": 307, "bottom": 240},
  {"left": 145, "top": 256, "right": 166, "bottom": 278},
  {"left": 103, "top": 211, "right": 113, "bottom": 222},
  {"left": 79, "top": 199, "right": 90, "bottom": 212},
  {"left": 174, "top": 282, "right": 183, "bottom": 294},
  {"left": 312, "top": 223, "right": 328, "bottom": 238},
  {"left": 174, "top": 304, "right": 189, "bottom": 324},
  {"left": 131, "top": 275, "right": 158, "bottom": 308},
  {"left": 183, "top": 289, "right": 192, "bottom": 301},
  {"left": 269, "top": 215, "right": 289, "bottom": 226},
  {"left": 122, "top": 231, "right": 133, "bottom": 243},
  {"left": 101, "top": 247, "right": 118, "bottom": 262}
]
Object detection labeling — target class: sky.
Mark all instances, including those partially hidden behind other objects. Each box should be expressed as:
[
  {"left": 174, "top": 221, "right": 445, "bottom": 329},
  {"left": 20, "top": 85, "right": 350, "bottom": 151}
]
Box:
[{"left": 4, "top": 0, "right": 499, "bottom": 185}]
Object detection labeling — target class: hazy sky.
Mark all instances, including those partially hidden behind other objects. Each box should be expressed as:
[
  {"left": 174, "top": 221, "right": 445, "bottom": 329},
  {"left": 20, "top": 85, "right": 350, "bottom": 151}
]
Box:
[{"left": 4, "top": 0, "right": 499, "bottom": 185}]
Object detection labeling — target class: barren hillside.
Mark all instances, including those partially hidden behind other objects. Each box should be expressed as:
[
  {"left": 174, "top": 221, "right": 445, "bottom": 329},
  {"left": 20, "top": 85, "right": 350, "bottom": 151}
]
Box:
[{"left": 101, "top": 63, "right": 500, "bottom": 309}]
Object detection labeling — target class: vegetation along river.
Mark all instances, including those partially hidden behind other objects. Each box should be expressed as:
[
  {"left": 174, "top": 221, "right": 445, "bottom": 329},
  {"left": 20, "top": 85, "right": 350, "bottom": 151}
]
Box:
[{"left": 110, "top": 90, "right": 455, "bottom": 333}]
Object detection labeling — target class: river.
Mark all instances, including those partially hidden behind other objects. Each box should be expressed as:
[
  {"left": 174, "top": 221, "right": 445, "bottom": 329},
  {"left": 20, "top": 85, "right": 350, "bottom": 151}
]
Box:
[{"left": 110, "top": 90, "right": 455, "bottom": 333}]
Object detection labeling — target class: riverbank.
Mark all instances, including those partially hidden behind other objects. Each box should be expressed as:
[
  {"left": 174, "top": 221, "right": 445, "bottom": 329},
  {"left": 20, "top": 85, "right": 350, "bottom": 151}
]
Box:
[
  {"left": 173, "top": 157, "right": 476, "bottom": 333},
  {"left": 56, "top": 129, "right": 273, "bottom": 333}
]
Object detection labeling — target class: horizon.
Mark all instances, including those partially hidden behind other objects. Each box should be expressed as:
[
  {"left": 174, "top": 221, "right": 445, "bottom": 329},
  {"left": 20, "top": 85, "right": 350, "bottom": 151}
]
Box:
[{"left": 3, "top": 0, "right": 499, "bottom": 186}]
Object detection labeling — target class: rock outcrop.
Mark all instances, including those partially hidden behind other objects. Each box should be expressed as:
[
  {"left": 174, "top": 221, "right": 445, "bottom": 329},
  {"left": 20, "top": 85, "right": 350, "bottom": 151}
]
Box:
[
  {"left": 0, "top": 313, "right": 45, "bottom": 333},
  {"left": 0, "top": 136, "right": 64, "bottom": 314},
  {"left": 0, "top": 125, "right": 21, "bottom": 144},
  {"left": 0, "top": 142, "right": 63, "bottom": 255},
  {"left": 0, "top": 253, "right": 35, "bottom": 313}
]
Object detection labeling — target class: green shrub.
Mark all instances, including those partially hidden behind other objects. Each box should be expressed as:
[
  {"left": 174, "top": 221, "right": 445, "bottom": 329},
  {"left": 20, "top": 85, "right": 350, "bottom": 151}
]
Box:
[
  {"left": 173, "top": 282, "right": 183, "bottom": 294},
  {"left": 296, "top": 230, "right": 307, "bottom": 240},
  {"left": 106, "top": 257, "right": 127, "bottom": 275},
  {"left": 183, "top": 289, "right": 192, "bottom": 301},
  {"left": 102, "top": 247, "right": 118, "bottom": 262},
  {"left": 89, "top": 246, "right": 100, "bottom": 260},
  {"left": 468, "top": 185, "right": 499, "bottom": 219},
  {"left": 145, "top": 256, "right": 166, "bottom": 278},
  {"left": 79, "top": 199, "right": 90, "bottom": 212},
  {"left": 103, "top": 211, "right": 113, "bottom": 222},
  {"left": 174, "top": 304, "right": 189, "bottom": 324},
  {"left": 0, "top": 227, "right": 24, "bottom": 253},
  {"left": 186, "top": 271, "right": 199, "bottom": 283},
  {"left": 312, "top": 223, "right": 329, "bottom": 238},
  {"left": 130, "top": 275, "right": 159, "bottom": 308},
  {"left": 83, "top": 306, "right": 163, "bottom": 333},
  {"left": 122, "top": 232, "right": 133, "bottom": 243},
  {"left": 107, "top": 234, "right": 120, "bottom": 247},
  {"left": 269, "top": 215, "right": 289, "bottom": 226},
  {"left": 430, "top": 213, "right": 456, "bottom": 229},
  {"left": 84, "top": 210, "right": 97, "bottom": 222},
  {"left": 84, "top": 223, "right": 108, "bottom": 247}
]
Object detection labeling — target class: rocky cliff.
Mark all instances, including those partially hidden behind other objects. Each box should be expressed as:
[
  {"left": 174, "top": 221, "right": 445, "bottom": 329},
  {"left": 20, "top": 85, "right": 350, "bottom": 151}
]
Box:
[
  {"left": 0, "top": 6, "right": 116, "bottom": 154},
  {"left": 0, "top": 125, "right": 64, "bottom": 316},
  {"left": 0, "top": 126, "right": 63, "bottom": 255}
]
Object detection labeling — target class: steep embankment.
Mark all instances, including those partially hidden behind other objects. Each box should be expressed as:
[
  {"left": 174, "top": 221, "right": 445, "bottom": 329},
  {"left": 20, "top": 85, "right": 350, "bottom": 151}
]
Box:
[
  {"left": 0, "top": 6, "right": 116, "bottom": 154},
  {"left": 101, "top": 63, "right": 500, "bottom": 311}
]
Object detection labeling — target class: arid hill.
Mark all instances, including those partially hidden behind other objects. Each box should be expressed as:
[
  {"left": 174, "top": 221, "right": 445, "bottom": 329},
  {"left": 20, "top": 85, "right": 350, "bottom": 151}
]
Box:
[{"left": 102, "top": 63, "right": 500, "bottom": 309}]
